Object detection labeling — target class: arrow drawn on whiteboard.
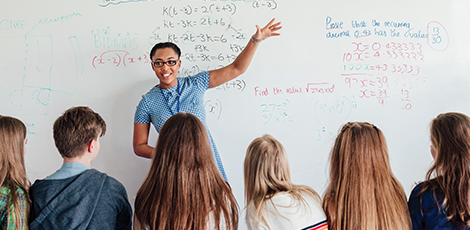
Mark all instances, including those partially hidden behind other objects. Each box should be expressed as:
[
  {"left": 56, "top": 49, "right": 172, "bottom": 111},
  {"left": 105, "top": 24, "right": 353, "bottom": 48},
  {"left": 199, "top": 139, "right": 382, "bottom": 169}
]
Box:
[
  {"left": 98, "top": 0, "right": 146, "bottom": 7},
  {"left": 24, "top": 25, "right": 36, "bottom": 38}
]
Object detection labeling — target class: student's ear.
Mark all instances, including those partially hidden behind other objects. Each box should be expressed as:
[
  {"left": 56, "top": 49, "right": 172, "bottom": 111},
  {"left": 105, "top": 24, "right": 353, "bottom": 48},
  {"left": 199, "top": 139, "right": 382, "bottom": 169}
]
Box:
[{"left": 88, "top": 139, "right": 96, "bottom": 153}]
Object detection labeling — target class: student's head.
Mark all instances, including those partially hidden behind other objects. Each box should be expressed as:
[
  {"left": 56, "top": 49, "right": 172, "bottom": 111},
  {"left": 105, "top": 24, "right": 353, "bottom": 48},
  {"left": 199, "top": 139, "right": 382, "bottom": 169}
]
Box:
[
  {"left": 323, "top": 122, "right": 410, "bottom": 230},
  {"left": 244, "top": 134, "right": 320, "bottom": 229},
  {"left": 430, "top": 112, "right": 470, "bottom": 163},
  {"left": 53, "top": 106, "right": 106, "bottom": 159},
  {"left": 0, "top": 115, "right": 27, "bottom": 178},
  {"left": 135, "top": 112, "right": 238, "bottom": 230},
  {"left": 328, "top": 122, "right": 391, "bottom": 181},
  {"left": 244, "top": 134, "right": 291, "bottom": 202},
  {"left": 422, "top": 112, "right": 470, "bottom": 228},
  {"left": 0, "top": 116, "right": 30, "bottom": 229},
  {"left": 154, "top": 112, "right": 212, "bottom": 167}
]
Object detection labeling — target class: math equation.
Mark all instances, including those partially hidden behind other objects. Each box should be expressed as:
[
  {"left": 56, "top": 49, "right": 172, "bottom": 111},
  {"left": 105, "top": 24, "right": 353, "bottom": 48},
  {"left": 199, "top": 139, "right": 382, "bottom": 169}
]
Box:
[{"left": 326, "top": 16, "right": 448, "bottom": 110}]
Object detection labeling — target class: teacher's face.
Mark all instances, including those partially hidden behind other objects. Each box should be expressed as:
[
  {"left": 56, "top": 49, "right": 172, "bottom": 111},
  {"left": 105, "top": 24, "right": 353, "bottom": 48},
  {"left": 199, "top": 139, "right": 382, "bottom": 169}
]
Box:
[{"left": 151, "top": 47, "right": 181, "bottom": 89}]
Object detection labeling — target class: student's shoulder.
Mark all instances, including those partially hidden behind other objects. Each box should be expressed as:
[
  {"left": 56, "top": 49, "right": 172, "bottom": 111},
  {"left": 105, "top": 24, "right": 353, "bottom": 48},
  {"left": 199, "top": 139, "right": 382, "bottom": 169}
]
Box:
[
  {"left": 269, "top": 192, "right": 293, "bottom": 203},
  {"left": 270, "top": 191, "right": 318, "bottom": 204},
  {"left": 86, "top": 169, "right": 122, "bottom": 185},
  {"left": 99, "top": 173, "right": 132, "bottom": 212},
  {"left": 0, "top": 183, "right": 26, "bottom": 196},
  {"left": 104, "top": 175, "right": 125, "bottom": 188},
  {"left": 97, "top": 172, "right": 128, "bottom": 195},
  {"left": 410, "top": 182, "right": 430, "bottom": 196},
  {"left": 88, "top": 170, "right": 130, "bottom": 204},
  {"left": 409, "top": 181, "right": 443, "bottom": 204},
  {"left": 30, "top": 177, "right": 67, "bottom": 192}
]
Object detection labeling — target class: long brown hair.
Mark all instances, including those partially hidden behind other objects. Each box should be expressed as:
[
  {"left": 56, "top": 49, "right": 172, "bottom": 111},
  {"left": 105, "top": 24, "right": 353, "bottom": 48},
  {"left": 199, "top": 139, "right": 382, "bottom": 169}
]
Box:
[
  {"left": 419, "top": 112, "right": 470, "bottom": 228},
  {"left": 134, "top": 113, "right": 238, "bottom": 230},
  {"left": 0, "top": 116, "right": 30, "bottom": 229},
  {"left": 244, "top": 134, "right": 320, "bottom": 229},
  {"left": 322, "top": 122, "right": 411, "bottom": 230}
]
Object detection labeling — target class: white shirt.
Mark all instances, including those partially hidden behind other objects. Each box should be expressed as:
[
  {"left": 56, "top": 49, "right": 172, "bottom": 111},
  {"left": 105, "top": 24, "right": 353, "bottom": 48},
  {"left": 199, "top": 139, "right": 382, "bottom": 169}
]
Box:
[{"left": 246, "top": 192, "right": 327, "bottom": 230}]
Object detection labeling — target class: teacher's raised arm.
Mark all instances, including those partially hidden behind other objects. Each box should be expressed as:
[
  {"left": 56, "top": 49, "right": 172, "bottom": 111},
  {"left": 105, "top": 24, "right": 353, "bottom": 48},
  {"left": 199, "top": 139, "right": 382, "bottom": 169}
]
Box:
[
  {"left": 209, "top": 18, "right": 282, "bottom": 88},
  {"left": 133, "top": 18, "right": 281, "bottom": 181}
]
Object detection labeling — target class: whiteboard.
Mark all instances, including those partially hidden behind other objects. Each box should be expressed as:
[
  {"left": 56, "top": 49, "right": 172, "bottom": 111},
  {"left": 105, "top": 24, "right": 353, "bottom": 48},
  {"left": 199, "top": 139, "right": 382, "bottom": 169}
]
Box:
[{"left": 1, "top": 0, "right": 470, "bottom": 228}]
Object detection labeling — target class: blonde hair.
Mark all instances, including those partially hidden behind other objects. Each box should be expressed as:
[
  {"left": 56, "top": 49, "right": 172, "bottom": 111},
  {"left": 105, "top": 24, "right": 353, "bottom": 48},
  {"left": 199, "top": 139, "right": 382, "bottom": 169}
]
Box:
[
  {"left": 244, "top": 134, "right": 320, "bottom": 228},
  {"left": 134, "top": 113, "right": 238, "bottom": 230},
  {"left": 0, "top": 116, "right": 30, "bottom": 229},
  {"left": 322, "top": 122, "right": 411, "bottom": 230},
  {"left": 418, "top": 112, "right": 470, "bottom": 228}
]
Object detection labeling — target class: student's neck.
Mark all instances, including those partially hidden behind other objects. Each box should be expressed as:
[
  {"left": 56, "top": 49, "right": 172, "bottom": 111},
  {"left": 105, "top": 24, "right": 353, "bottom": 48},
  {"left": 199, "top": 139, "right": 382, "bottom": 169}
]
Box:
[{"left": 63, "top": 155, "right": 91, "bottom": 167}]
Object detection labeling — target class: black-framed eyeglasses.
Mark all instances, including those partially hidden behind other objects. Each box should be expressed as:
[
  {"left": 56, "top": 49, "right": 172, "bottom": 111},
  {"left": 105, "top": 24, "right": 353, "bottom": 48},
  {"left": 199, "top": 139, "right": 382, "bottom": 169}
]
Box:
[{"left": 152, "top": 59, "right": 179, "bottom": 67}]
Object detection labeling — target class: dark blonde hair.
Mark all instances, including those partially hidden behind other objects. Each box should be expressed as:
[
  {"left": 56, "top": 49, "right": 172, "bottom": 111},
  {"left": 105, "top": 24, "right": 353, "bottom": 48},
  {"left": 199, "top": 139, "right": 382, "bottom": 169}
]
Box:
[
  {"left": 244, "top": 134, "right": 320, "bottom": 228},
  {"left": 419, "top": 112, "right": 470, "bottom": 228},
  {"left": 53, "top": 106, "right": 106, "bottom": 158},
  {"left": 134, "top": 113, "right": 238, "bottom": 230},
  {"left": 322, "top": 122, "right": 411, "bottom": 230},
  {"left": 0, "top": 116, "right": 30, "bottom": 229}
]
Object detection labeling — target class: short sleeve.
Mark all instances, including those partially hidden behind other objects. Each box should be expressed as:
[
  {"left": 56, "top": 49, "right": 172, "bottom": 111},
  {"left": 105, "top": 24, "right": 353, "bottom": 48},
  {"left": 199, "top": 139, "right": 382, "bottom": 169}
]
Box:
[
  {"left": 190, "top": 71, "right": 210, "bottom": 91},
  {"left": 408, "top": 184, "right": 425, "bottom": 230},
  {"left": 134, "top": 96, "right": 151, "bottom": 124}
]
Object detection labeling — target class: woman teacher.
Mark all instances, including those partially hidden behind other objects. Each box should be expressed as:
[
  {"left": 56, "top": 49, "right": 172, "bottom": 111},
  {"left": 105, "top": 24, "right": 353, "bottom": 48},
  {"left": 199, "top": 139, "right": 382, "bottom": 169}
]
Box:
[{"left": 133, "top": 19, "right": 282, "bottom": 181}]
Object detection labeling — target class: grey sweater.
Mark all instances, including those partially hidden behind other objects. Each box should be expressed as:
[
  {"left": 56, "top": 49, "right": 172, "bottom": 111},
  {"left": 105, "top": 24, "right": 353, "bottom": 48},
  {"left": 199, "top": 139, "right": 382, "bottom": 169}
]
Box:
[{"left": 29, "top": 169, "right": 132, "bottom": 230}]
